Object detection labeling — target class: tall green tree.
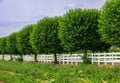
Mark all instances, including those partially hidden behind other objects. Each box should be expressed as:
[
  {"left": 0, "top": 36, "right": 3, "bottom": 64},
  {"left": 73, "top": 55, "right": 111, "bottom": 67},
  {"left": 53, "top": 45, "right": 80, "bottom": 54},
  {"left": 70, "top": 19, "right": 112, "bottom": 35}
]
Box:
[
  {"left": 59, "top": 9, "right": 83, "bottom": 54},
  {"left": 81, "top": 9, "right": 111, "bottom": 54},
  {"left": 31, "top": 17, "right": 63, "bottom": 64},
  {"left": 59, "top": 9, "right": 102, "bottom": 58},
  {"left": 98, "top": 0, "right": 120, "bottom": 47},
  {"left": 16, "top": 25, "right": 35, "bottom": 61},
  {"left": 0, "top": 37, "right": 7, "bottom": 60},
  {"left": 6, "top": 32, "right": 19, "bottom": 60}
]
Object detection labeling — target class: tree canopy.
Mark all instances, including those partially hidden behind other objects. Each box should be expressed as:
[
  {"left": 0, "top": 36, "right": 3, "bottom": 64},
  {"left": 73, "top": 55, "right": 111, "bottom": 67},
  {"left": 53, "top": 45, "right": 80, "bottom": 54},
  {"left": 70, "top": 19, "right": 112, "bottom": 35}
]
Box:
[
  {"left": 0, "top": 37, "right": 7, "bottom": 54},
  {"left": 59, "top": 9, "right": 104, "bottom": 57},
  {"left": 16, "top": 25, "right": 34, "bottom": 55},
  {"left": 98, "top": 0, "right": 120, "bottom": 47},
  {"left": 6, "top": 32, "right": 19, "bottom": 55},
  {"left": 0, "top": 37, "right": 7, "bottom": 60},
  {"left": 31, "top": 17, "right": 63, "bottom": 63},
  {"left": 59, "top": 9, "right": 84, "bottom": 53}
]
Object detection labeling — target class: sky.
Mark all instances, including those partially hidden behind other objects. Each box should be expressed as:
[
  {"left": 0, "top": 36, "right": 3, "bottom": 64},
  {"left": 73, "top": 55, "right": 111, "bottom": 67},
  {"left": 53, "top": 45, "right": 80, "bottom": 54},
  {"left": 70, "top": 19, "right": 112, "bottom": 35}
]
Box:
[{"left": 0, "top": 0, "right": 106, "bottom": 37}]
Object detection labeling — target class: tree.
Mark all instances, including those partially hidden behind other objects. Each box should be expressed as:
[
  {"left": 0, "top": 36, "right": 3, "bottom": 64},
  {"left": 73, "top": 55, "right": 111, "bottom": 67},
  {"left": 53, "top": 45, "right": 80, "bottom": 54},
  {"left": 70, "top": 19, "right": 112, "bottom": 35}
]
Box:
[
  {"left": 82, "top": 9, "right": 111, "bottom": 53},
  {"left": 16, "top": 25, "right": 35, "bottom": 61},
  {"left": 59, "top": 9, "right": 102, "bottom": 58},
  {"left": 0, "top": 37, "right": 7, "bottom": 60},
  {"left": 30, "top": 17, "right": 63, "bottom": 64},
  {"left": 59, "top": 9, "right": 83, "bottom": 54},
  {"left": 98, "top": 0, "right": 120, "bottom": 47},
  {"left": 6, "top": 32, "right": 19, "bottom": 60}
]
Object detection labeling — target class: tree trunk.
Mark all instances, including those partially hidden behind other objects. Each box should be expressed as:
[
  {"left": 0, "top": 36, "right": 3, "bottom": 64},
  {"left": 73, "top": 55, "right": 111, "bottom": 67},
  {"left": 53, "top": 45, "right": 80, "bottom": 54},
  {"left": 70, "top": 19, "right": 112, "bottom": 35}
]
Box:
[
  {"left": 54, "top": 53, "right": 58, "bottom": 64},
  {"left": 83, "top": 48, "right": 88, "bottom": 59},
  {"left": 70, "top": 51, "right": 73, "bottom": 55},
  {"left": 2, "top": 53, "right": 4, "bottom": 61},
  {"left": 20, "top": 54, "right": 23, "bottom": 62},
  {"left": 92, "top": 50, "right": 95, "bottom": 53},
  {"left": 34, "top": 53, "right": 38, "bottom": 62},
  {"left": 10, "top": 54, "right": 13, "bottom": 61}
]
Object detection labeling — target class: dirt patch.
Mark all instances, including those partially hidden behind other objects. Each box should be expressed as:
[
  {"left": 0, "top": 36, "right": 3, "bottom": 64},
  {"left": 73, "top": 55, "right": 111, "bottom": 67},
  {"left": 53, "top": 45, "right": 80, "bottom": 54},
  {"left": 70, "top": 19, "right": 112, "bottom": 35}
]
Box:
[
  {"left": 36, "top": 78, "right": 41, "bottom": 81},
  {"left": 0, "top": 81, "right": 4, "bottom": 83},
  {"left": 0, "top": 70, "right": 21, "bottom": 76},
  {"left": 102, "top": 80, "right": 107, "bottom": 83}
]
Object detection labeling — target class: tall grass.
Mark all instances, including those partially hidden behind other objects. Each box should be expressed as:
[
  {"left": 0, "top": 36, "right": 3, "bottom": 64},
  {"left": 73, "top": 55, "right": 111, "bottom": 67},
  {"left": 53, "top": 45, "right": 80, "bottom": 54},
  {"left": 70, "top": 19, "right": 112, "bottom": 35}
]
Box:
[{"left": 0, "top": 61, "right": 120, "bottom": 83}]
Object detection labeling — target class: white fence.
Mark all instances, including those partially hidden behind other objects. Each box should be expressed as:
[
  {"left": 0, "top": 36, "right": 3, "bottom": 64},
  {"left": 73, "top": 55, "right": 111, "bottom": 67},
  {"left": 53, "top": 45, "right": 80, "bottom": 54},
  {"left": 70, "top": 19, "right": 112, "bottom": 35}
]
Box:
[
  {"left": 1, "top": 52, "right": 120, "bottom": 65},
  {"left": 91, "top": 52, "right": 120, "bottom": 65}
]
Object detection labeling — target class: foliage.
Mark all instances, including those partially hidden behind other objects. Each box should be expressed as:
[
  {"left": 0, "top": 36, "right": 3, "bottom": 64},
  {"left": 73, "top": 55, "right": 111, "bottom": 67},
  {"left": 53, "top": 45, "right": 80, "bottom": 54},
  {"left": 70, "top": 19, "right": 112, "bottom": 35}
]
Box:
[
  {"left": 90, "top": 41, "right": 111, "bottom": 53},
  {"left": 82, "top": 57, "right": 91, "bottom": 64},
  {"left": 0, "top": 37, "right": 7, "bottom": 54},
  {"left": 98, "top": 0, "right": 120, "bottom": 46},
  {"left": 16, "top": 25, "right": 34, "bottom": 55},
  {"left": 14, "top": 56, "right": 24, "bottom": 62},
  {"left": 59, "top": 9, "right": 83, "bottom": 53},
  {"left": 59, "top": 9, "right": 107, "bottom": 56},
  {"left": 31, "top": 17, "right": 63, "bottom": 63},
  {"left": 6, "top": 32, "right": 19, "bottom": 55}
]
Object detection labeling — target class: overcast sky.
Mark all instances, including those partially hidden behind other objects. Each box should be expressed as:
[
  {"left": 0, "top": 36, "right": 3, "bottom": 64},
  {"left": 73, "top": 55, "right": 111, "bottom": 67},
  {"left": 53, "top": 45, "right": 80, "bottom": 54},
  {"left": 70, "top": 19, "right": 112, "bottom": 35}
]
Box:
[{"left": 0, "top": 0, "right": 106, "bottom": 37}]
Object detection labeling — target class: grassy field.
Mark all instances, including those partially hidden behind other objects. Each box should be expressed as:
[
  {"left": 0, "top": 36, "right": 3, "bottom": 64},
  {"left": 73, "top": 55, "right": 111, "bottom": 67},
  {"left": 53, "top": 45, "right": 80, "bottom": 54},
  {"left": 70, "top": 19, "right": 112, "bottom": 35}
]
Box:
[{"left": 0, "top": 61, "right": 120, "bottom": 83}]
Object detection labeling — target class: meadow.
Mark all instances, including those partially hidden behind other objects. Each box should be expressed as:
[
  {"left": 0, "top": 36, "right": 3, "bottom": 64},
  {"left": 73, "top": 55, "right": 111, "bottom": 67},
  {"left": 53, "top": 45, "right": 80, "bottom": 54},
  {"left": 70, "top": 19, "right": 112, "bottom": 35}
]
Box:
[{"left": 0, "top": 61, "right": 120, "bottom": 83}]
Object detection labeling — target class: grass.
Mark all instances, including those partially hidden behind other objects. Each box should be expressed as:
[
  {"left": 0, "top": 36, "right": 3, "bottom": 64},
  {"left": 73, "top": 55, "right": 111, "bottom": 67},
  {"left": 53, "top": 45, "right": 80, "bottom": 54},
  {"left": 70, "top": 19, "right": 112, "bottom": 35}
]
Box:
[{"left": 0, "top": 61, "right": 120, "bottom": 83}]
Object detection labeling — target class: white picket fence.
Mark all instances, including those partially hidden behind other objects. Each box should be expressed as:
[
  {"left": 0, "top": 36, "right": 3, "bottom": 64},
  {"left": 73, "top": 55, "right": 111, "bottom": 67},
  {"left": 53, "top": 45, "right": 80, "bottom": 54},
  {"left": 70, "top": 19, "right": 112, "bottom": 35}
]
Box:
[
  {"left": 36, "top": 54, "right": 83, "bottom": 65},
  {"left": 1, "top": 52, "right": 120, "bottom": 65},
  {"left": 91, "top": 52, "right": 120, "bottom": 65}
]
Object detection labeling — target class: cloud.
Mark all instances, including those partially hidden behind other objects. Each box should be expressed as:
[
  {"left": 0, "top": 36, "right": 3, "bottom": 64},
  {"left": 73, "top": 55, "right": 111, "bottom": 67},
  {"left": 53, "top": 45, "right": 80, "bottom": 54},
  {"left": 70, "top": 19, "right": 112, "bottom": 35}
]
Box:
[
  {"left": 68, "top": 4, "right": 75, "bottom": 8},
  {"left": 64, "top": 4, "right": 75, "bottom": 10}
]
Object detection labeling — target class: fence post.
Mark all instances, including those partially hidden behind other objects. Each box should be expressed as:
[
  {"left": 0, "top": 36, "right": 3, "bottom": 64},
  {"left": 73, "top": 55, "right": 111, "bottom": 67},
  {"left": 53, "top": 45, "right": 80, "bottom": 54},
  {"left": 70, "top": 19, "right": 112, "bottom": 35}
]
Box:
[
  {"left": 92, "top": 53, "right": 94, "bottom": 64},
  {"left": 58, "top": 55, "right": 60, "bottom": 64},
  {"left": 46, "top": 55, "right": 50, "bottom": 63},
  {"left": 114, "top": 53, "right": 116, "bottom": 65},
  {"left": 104, "top": 53, "right": 107, "bottom": 66},
  {"left": 67, "top": 55, "right": 69, "bottom": 64},
  {"left": 43, "top": 55, "right": 44, "bottom": 63},
  {"left": 75, "top": 55, "right": 78, "bottom": 65},
  {"left": 112, "top": 53, "right": 114, "bottom": 66},
  {"left": 71, "top": 55, "right": 73, "bottom": 65},
  {"left": 63, "top": 55, "right": 64, "bottom": 64},
  {"left": 98, "top": 54, "right": 100, "bottom": 65},
  {"left": 41, "top": 55, "right": 42, "bottom": 63}
]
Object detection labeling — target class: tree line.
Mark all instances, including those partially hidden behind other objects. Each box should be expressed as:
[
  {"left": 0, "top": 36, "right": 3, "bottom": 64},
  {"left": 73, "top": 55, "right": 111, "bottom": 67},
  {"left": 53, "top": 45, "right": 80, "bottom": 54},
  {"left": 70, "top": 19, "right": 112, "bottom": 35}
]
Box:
[{"left": 0, "top": 0, "right": 119, "bottom": 63}]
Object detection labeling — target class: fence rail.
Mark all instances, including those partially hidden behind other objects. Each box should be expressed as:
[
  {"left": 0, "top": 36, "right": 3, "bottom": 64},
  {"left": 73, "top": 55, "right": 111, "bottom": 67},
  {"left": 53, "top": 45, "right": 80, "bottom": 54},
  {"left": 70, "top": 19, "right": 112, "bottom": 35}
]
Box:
[{"left": 1, "top": 52, "right": 120, "bottom": 65}]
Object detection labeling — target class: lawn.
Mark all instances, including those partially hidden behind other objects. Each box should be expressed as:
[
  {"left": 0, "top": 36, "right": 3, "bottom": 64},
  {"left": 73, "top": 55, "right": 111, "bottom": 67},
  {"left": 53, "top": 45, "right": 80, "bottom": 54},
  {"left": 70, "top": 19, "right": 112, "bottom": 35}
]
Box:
[{"left": 0, "top": 61, "right": 120, "bottom": 83}]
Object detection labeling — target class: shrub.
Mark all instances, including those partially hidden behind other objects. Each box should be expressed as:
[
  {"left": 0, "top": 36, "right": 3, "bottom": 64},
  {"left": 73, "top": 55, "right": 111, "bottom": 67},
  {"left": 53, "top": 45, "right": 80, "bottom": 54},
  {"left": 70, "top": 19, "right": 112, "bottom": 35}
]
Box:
[{"left": 83, "top": 57, "right": 91, "bottom": 64}]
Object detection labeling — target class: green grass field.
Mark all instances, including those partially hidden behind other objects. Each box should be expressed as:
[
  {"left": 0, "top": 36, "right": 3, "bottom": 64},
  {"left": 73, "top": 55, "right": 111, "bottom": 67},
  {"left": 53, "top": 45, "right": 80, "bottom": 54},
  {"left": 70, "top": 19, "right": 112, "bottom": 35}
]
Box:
[{"left": 0, "top": 61, "right": 120, "bottom": 83}]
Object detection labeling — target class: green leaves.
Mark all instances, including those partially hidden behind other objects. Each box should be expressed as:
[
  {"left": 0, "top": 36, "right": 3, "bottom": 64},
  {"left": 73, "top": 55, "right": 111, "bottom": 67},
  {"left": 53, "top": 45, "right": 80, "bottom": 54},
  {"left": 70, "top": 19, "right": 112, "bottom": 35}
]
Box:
[
  {"left": 59, "top": 9, "right": 83, "bottom": 52},
  {"left": 0, "top": 37, "right": 7, "bottom": 54},
  {"left": 59, "top": 9, "right": 105, "bottom": 54},
  {"left": 31, "top": 17, "right": 63, "bottom": 54},
  {"left": 16, "top": 25, "right": 34, "bottom": 55},
  {"left": 6, "top": 32, "right": 19, "bottom": 55},
  {"left": 99, "top": 0, "right": 120, "bottom": 46}
]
